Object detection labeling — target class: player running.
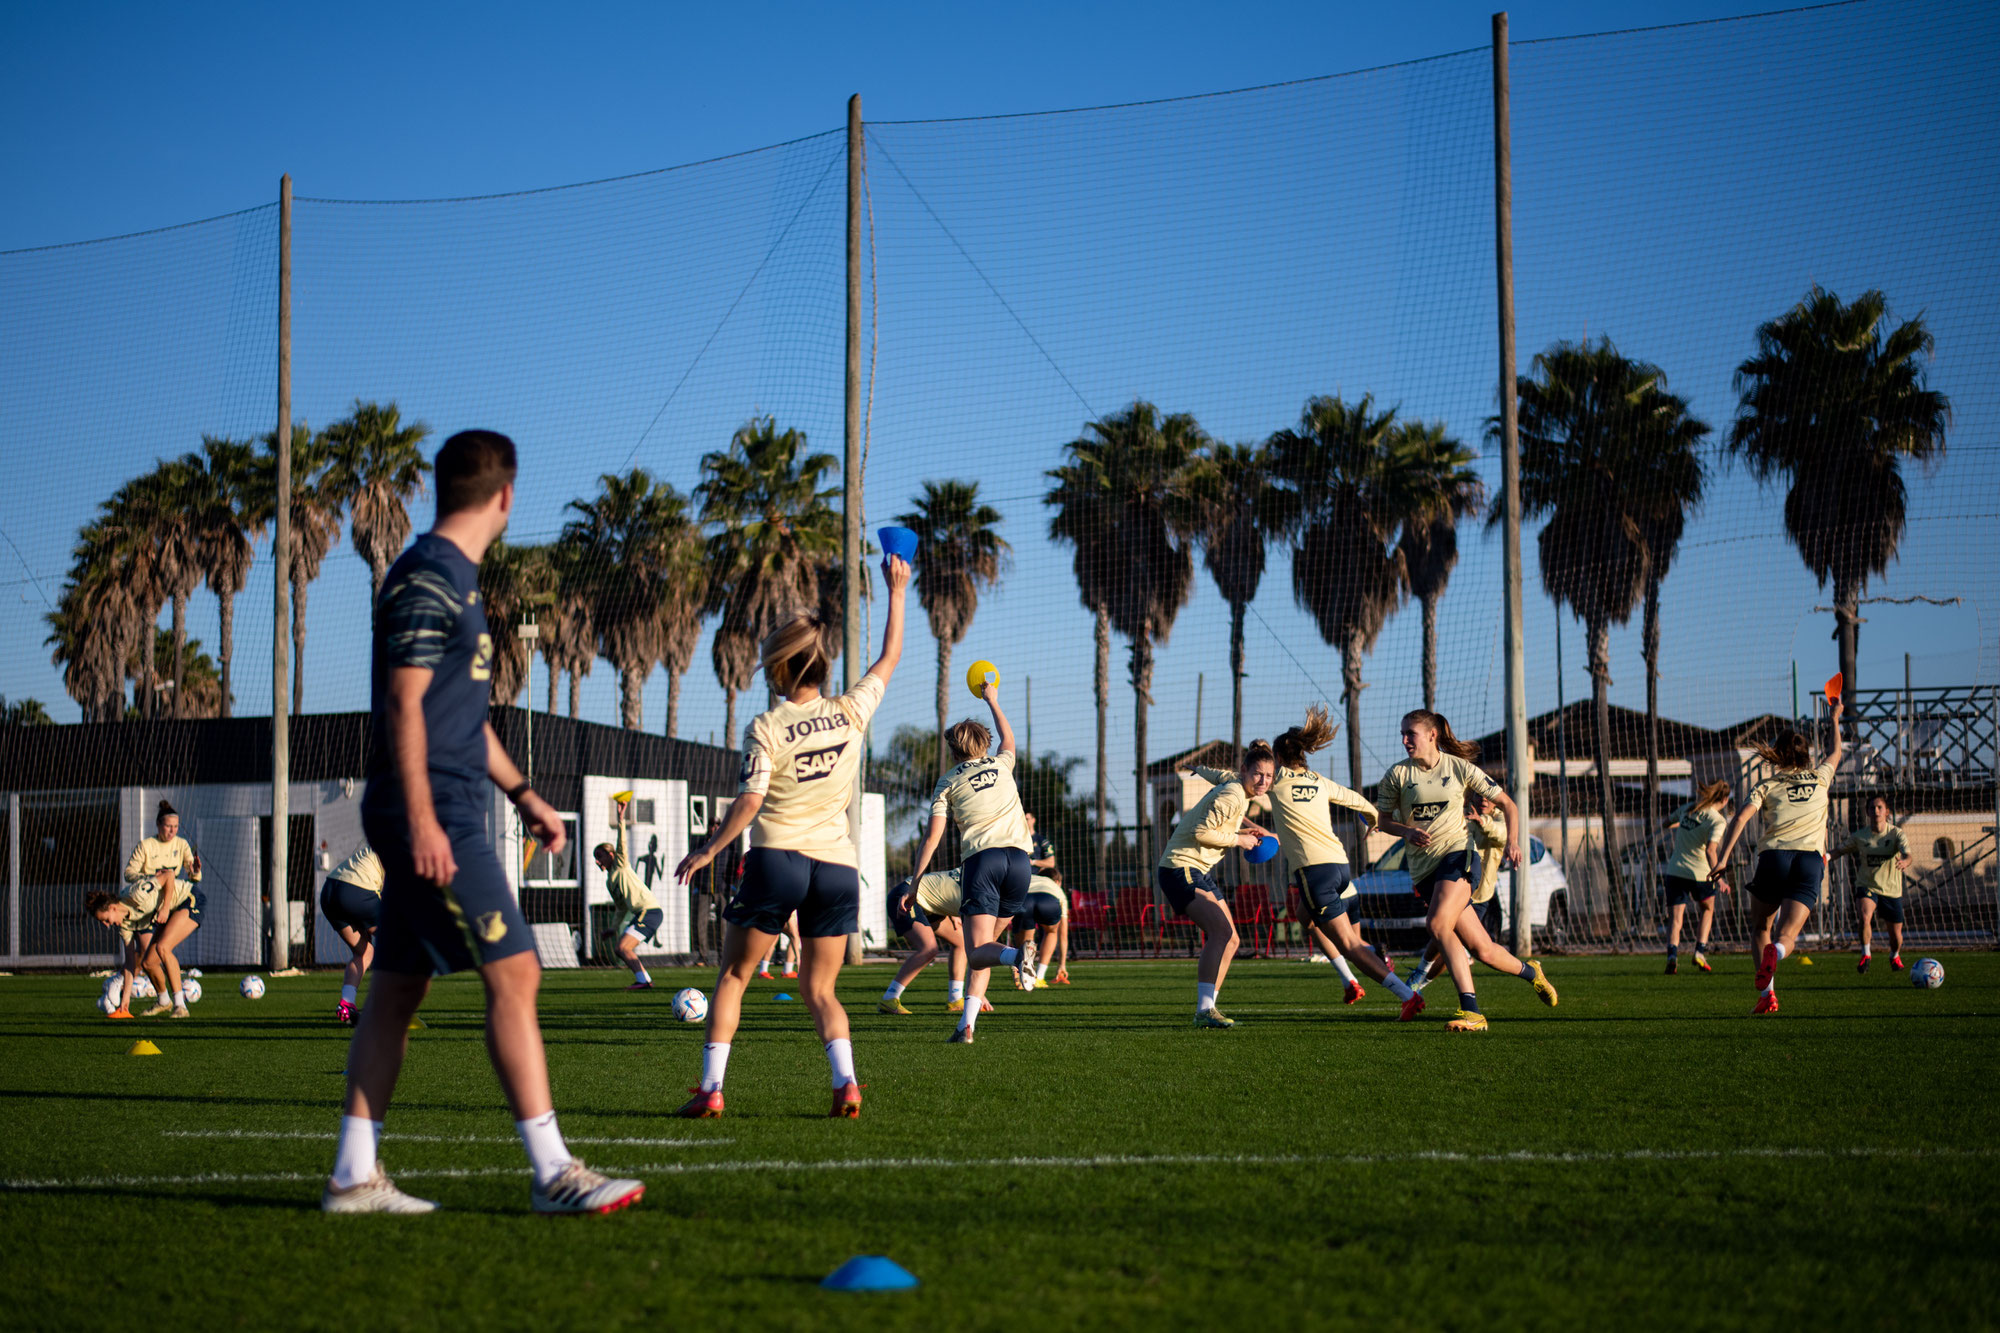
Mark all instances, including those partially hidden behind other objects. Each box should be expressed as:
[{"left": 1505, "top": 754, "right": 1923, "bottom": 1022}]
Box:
[
  {"left": 1840, "top": 794, "right": 1912, "bottom": 974},
  {"left": 1716, "top": 696, "right": 1847, "bottom": 1015},
  {"left": 595, "top": 796, "right": 664, "bottom": 990},
  {"left": 673, "top": 551, "right": 910, "bottom": 1113},
  {"left": 1265, "top": 707, "right": 1423, "bottom": 1018},
  {"left": 1662, "top": 782, "right": 1731, "bottom": 974},
  {"left": 1375, "top": 711, "right": 1556, "bottom": 1032},
  {"left": 324, "top": 430, "right": 641, "bottom": 1216},
  {"left": 1157, "top": 745, "right": 1276, "bottom": 1028},
  {"left": 320, "top": 841, "right": 383, "bottom": 1025},
  {"left": 907, "top": 680, "right": 1035, "bottom": 1044}
]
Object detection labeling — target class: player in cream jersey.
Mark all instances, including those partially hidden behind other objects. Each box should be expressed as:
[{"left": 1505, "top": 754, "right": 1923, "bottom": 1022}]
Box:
[
  {"left": 674, "top": 553, "right": 910, "bottom": 1117},
  {"left": 320, "top": 841, "right": 384, "bottom": 1025},
  {"left": 1717, "top": 696, "right": 1846, "bottom": 1015},
  {"left": 909, "top": 680, "right": 1035, "bottom": 1042},
  {"left": 1375, "top": 711, "right": 1556, "bottom": 1032},
  {"left": 1839, "top": 794, "right": 1913, "bottom": 974},
  {"left": 95, "top": 799, "right": 204, "bottom": 1018},
  {"left": 1661, "top": 782, "right": 1732, "bottom": 974},
  {"left": 879, "top": 867, "right": 993, "bottom": 1015},
  {"left": 595, "top": 796, "right": 664, "bottom": 990},
  {"left": 1157, "top": 745, "right": 1276, "bottom": 1028},
  {"left": 1266, "top": 707, "right": 1422, "bottom": 1017}
]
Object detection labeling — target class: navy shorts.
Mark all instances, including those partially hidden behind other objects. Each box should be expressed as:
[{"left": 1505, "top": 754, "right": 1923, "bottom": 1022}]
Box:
[
  {"left": 1014, "top": 893, "right": 1063, "bottom": 930},
  {"left": 1472, "top": 897, "right": 1504, "bottom": 939},
  {"left": 1748, "top": 849, "right": 1825, "bottom": 910},
  {"left": 1293, "top": 862, "right": 1354, "bottom": 931},
  {"left": 1158, "top": 864, "right": 1223, "bottom": 914},
  {"left": 726, "top": 848, "right": 859, "bottom": 938},
  {"left": 620, "top": 906, "right": 665, "bottom": 944},
  {"left": 172, "top": 887, "right": 205, "bottom": 927},
  {"left": 365, "top": 796, "right": 533, "bottom": 977},
  {"left": 319, "top": 877, "right": 382, "bottom": 933},
  {"left": 1860, "top": 890, "right": 1904, "bottom": 925},
  {"left": 1412, "top": 849, "right": 1474, "bottom": 903},
  {"left": 888, "top": 880, "right": 924, "bottom": 937},
  {"left": 960, "top": 846, "right": 1031, "bottom": 920},
  {"left": 1664, "top": 874, "right": 1716, "bottom": 908}
]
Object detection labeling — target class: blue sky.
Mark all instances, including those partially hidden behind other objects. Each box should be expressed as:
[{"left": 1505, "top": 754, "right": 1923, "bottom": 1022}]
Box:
[{"left": 4, "top": 0, "right": 1996, "bottom": 821}]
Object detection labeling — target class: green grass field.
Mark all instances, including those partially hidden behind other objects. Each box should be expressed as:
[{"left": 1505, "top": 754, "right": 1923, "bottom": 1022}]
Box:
[{"left": 3, "top": 951, "right": 1998, "bottom": 1330}]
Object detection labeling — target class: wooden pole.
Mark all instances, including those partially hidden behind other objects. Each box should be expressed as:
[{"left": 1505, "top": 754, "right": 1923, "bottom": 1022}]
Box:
[
  {"left": 271, "top": 173, "right": 293, "bottom": 973},
  {"left": 1493, "top": 15, "right": 1533, "bottom": 958}
]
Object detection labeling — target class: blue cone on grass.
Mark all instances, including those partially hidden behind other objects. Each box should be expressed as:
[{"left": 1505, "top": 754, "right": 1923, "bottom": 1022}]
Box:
[
  {"left": 774, "top": 992, "right": 794, "bottom": 1002},
  {"left": 822, "top": 1255, "right": 920, "bottom": 1291}
]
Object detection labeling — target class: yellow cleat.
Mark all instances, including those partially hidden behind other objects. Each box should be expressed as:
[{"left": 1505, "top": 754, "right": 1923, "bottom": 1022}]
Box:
[
  {"left": 877, "top": 998, "right": 912, "bottom": 1016},
  {"left": 1528, "top": 959, "right": 1559, "bottom": 1007},
  {"left": 945, "top": 998, "right": 965, "bottom": 1014},
  {"left": 1192, "top": 1008, "right": 1236, "bottom": 1029},
  {"left": 1445, "top": 1009, "right": 1489, "bottom": 1032}
]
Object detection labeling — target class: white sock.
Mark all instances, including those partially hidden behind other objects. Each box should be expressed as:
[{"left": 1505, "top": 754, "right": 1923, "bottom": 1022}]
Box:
[
  {"left": 825, "top": 1038, "right": 856, "bottom": 1088},
  {"left": 1772, "top": 941, "right": 1790, "bottom": 961},
  {"left": 1036, "top": 963, "right": 1049, "bottom": 980},
  {"left": 340, "top": 984, "right": 357, "bottom": 1005},
  {"left": 960, "top": 998, "right": 979, "bottom": 1032},
  {"left": 632, "top": 964, "right": 651, "bottom": 985},
  {"left": 949, "top": 979, "right": 964, "bottom": 1002},
  {"left": 1196, "top": 982, "right": 1217, "bottom": 1013},
  {"left": 173, "top": 987, "right": 187, "bottom": 1007},
  {"left": 1410, "top": 969, "right": 1436, "bottom": 992},
  {"left": 701, "top": 1042, "right": 731, "bottom": 1092},
  {"left": 514, "top": 1111, "right": 571, "bottom": 1188},
  {"left": 1333, "top": 955, "right": 1358, "bottom": 985},
  {"left": 1382, "top": 971, "right": 1415, "bottom": 1001},
  {"left": 883, "top": 980, "right": 907, "bottom": 1001},
  {"left": 331, "top": 1115, "right": 381, "bottom": 1190}
]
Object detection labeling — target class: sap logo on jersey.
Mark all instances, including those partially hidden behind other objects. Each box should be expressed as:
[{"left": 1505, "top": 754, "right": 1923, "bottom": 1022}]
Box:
[
  {"left": 1288, "top": 785, "right": 1320, "bottom": 803},
  {"left": 969, "top": 767, "right": 1000, "bottom": 792},
  {"left": 1786, "top": 782, "right": 1820, "bottom": 802},
  {"left": 794, "top": 742, "right": 849, "bottom": 782},
  {"left": 1411, "top": 801, "right": 1449, "bottom": 823},
  {"left": 782, "top": 714, "right": 850, "bottom": 746}
]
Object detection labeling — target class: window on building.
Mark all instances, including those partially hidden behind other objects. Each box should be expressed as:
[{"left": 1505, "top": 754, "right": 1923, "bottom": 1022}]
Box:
[{"left": 524, "top": 813, "right": 580, "bottom": 886}]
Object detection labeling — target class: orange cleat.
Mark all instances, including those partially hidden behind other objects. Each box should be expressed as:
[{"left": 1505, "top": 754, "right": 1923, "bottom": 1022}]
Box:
[
  {"left": 830, "top": 1081, "right": 862, "bottom": 1118},
  {"left": 1399, "top": 992, "right": 1426, "bottom": 1022},
  {"left": 676, "top": 1087, "right": 724, "bottom": 1119},
  {"left": 1752, "top": 992, "right": 1780, "bottom": 1015},
  {"left": 1755, "top": 943, "right": 1780, "bottom": 992},
  {"left": 1343, "top": 979, "right": 1366, "bottom": 1006}
]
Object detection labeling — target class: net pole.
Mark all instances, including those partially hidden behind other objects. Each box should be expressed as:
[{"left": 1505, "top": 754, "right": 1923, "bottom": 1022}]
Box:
[
  {"left": 844, "top": 94, "right": 865, "bottom": 967},
  {"left": 271, "top": 173, "right": 293, "bottom": 973},
  {"left": 1990, "top": 685, "right": 1998, "bottom": 946},
  {"left": 1492, "top": 14, "right": 1533, "bottom": 958}
]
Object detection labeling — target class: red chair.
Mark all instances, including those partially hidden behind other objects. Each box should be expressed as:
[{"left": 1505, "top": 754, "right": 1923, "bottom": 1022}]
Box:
[
  {"left": 1069, "top": 891, "right": 1108, "bottom": 955},
  {"left": 1112, "top": 885, "right": 1159, "bottom": 955},
  {"left": 1233, "top": 883, "right": 1275, "bottom": 957}
]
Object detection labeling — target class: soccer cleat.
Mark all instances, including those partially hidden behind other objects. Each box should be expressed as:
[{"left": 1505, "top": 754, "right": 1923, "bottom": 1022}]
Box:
[
  {"left": 675, "top": 1087, "right": 724, "bottom": 1119},
  {"left": 1192, "top": 1009, "right": 1235, "bottom": 1029},
  {"left": 336, "top": 999, "right": 356, "bottom": 1026},
  {"left": 1012, "top": 949, "right": 1036, "bottom": 993},
  {"left": 1755, "top": 943, "right": 1779, "bottom": 992},
  {"left": 1890, "top": 955, "right": 1905, "bottom": 971},
  {"left": 830, "top": 1081, "right": 862, "bottom": 1117},
  {"left": 169, "top": 1004, "right": 190, "bottom": 1019},
  {"left": 947, "top": 1027, "right": 975, "bottom": 1044},
  {"left": 1752, "top": 991, "right": 1780, "bottom": 1015},
  {"left": 142, "top": 999, "right": 174, "bottom": 1017},
  {"left": 1527, "top": 960, "right": 1559, "bottom": 1007},
  {"left": 625, "top": 980, "right": 653, "bottom": 991},
  {"left": 782, "top": 967, "right": 798, "bottom": 979},
  {"left": 1857, "top": 956, "right": 1871, "bottom": 974},
  {"left": 1399, "top": 992, "right": 1426, "bottom": 1022},
  {"left": 1693, "top": 951, "right": 1712, "bottom": 974},
  {"left": 1020, "top": 936, "right": 1038, "bottom": 977},
  {"left": 877, "top": 997, "right": 912, "bottom": 1016},
  {"left": 945, "top": 998, "right": 965, "bottom": 1013},
  {"left": 1445, "top": 1009, "right": 1489, "bottom": 1033},
  {"left": 532, "top": 1160, "right": 644, "bottom": 1215},
  {"left": 1666, "top": 955, "right": 1679, "bottom": 975},
  {"left": 321, "top": 1169, "right": 438, "bottom": 1215},
  {"left": 1343, "top": 979, "right": 1366, "bottom": 1005},
  {"left": 755, "top": 966, "right": 773, "bottom": 980}
]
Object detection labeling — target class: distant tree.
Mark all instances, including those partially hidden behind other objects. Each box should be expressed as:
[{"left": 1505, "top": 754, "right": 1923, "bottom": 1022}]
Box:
[
  {"left": 0, "top": 696, "right": 54, "bottom": 726},
  {"left": 320, "top": 400, "right": 431, "bottom": 605},
  {"left": 1393, "top": 421, "right": 1485, "bottom": 714},
  {"left": 185, "top": 436, "right": 262, "bottom": 717},
  {"left": 895, "top": 480, "right": 1009, "bottom": 777},
  {"left": 1184, "top": 441, "right": 1280, "bottom": 766}
]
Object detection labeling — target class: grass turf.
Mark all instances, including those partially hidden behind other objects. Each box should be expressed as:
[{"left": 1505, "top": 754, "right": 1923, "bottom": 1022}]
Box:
[{"left": 2, "top": 951, "right": 1997, "bottom": 1330}]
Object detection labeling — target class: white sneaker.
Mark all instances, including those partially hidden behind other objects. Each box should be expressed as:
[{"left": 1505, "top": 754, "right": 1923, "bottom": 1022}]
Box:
[
  {"left": 531, "top": 1159, "right": 644, "bottom": 1215},
  {"left": 1014, "top": 940, "right": 1037, "bottom": 992},
  {"left": 322, "top": 1168, "right": 438, "bottom": 1214},
  {"left": 169, "top": 1004, "right": 190, "bottom": 1019}
]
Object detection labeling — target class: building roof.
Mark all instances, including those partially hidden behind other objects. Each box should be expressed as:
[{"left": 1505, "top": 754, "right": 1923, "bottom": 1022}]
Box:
[{"left": 1471, "top": 700, "right": 1731, "bottom": 764}]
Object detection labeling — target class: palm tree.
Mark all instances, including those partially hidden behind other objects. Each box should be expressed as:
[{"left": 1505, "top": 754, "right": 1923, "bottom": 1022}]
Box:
[
  {"left": 1267, "top": 394, "right": 1417, "bottom": 791},
  {"left": 1394, "top": 421, "right": 1486, "bottom": 714},
  {"left": 1505, "top": 337, "right": 1710, "bottom": 933},
  {"left": 479, "top": 539, "right": 552, "bottom": 706},
  {"left": 320, "top": 400, "right": 431, "bottom": 606},
  {"left": 0, "top": 696, "right": 54, "bottom": 726},
  {"left": 538, "top": 533, "right": 596, "bottom": 717},
  {"left": 564, "top": 470, "right": 703, "bottom": 729},
  {"left": 1185, "top": 442, "right": 1280, "bottom": 765},
  {"left": 92, "top": 466, "right": 193, "bottom": 720},
  {"left": 1730, "top": 287, "right": 1951, "bottom": 732},
  {"left": 128, "top": 629, "right": 224, "bottom": 720},
  {"left": 895, "top": 480, "right": 1010, "bottom": 776},
  {"left": 46, "top": 518, "right": 138, "bottom": 723},
  {"left": 184, "top": 437, "right": 262, "bottom": 717},
  {"left": 252, "top": 424, "right": 339, "bottom": 715},
  {"left": 711, "top": 620, "right": 757, "bottom": 752},
  {"left": 1045, "top": 449, "right": 1120, "bottom": 895},
  {"left": 697, "top": 416, "right": 842, "bottom": 718}
]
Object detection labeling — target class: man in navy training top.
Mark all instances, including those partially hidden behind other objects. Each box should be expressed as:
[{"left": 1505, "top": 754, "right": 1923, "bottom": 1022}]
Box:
[{"left": 322, "top": 428, "right": 644, "bottom": 1216}]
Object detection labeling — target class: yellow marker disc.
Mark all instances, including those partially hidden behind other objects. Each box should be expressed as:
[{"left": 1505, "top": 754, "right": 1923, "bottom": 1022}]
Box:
[
  {"left": 966, "top": 660, "right": 1000, "bottom": 698},
  {"left": 126, "top": 1040, "right": 162, "bottom": 1056},
  {"left": 408, "top": 1017, "right": 427, "bottom": 1031}
]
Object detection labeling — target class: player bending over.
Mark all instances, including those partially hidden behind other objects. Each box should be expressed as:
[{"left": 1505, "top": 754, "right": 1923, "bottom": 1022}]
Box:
[
  {"left": 1012, "top": 867, "right": 1069, "bottom": 989},
  {"left": 596, "top": 795, "right": 665, "bottom": 989},
  {"left": 320, "top": 841, "right": 383, "bottom": 1024},
  {"left": 324, "top": 430, "right": 641, "bottom": 1216},
  {"left": 1841, "top": 795, "right": 1913, "bottom": 973},
  {"left": 908, "top": 679, "right": 1036, "bottom": 1044},
  {"left": 1716, "top": 697, "right": 1846, "bottom": 1015},
  {"left": 91, "top": 799, "right": 204, "bottom": 1018},
  {"left": 1158, "top": 746, "right": 1275, "bottom": 1028},
  {"left": 879, "top": 867, "right": 978, "bottom": 1014},
  {"left": 673, "top": 552, "right": 910, "bottom": 1115}
]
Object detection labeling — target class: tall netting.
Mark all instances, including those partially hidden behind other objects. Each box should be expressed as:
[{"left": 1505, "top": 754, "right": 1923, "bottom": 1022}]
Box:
[{"left": 3, "top": 0, "right": 1996, "bottom": 966}]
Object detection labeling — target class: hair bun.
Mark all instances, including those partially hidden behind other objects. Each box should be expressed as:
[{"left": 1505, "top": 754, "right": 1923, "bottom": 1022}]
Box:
[{"left": 156, "top": 798, "right": 177, "bottom": 817}]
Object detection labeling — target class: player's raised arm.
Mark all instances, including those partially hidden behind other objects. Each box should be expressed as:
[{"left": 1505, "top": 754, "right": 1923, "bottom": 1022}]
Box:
[{"left": 864, "top": 554, "right": 911, "bottom": 685}]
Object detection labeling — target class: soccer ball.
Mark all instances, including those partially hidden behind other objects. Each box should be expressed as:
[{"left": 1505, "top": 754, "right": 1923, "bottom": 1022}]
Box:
[
  {"left": 187, "top": 968, "right": 203, "bottom": 978},
  {"left": 182, "top": 978, "right": 204, "bottom": 1004},
  {"left": 672, "top": 988, "right": 709, "bottom": 1023},
  {"left": 1911, "top": 958, "right": 1944, "bottom": 989},
  {"left": 239, "top": 975, "right": 266, "bottom": 1000},
  {"left": 131, "top": 975, "right": 157, "bottom": 1000}
]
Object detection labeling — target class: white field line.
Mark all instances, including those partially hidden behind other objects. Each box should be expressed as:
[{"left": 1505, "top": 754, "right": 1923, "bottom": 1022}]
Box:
[
  {"left": 162, "top": 1130, "right": 722, "bottom": 1147},
  {"left": 5, "top": 1144, "right": 1994, "bottom": 1193}
]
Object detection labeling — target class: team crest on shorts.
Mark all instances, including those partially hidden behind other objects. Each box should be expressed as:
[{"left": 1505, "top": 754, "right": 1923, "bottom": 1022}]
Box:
[{"left": 477, "top": 911, "right": 508, "bottom": 943}]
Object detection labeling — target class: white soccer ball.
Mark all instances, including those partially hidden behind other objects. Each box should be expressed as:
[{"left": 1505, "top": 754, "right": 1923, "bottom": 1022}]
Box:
[
  {"left": 131, "top": 975, "right": 157, "bottom": 1000},
  {"left": 672, "top": 987, "right": 709, "bottom": 1023},
  {"left": 239, "top": 975, "right": 266, "bottom": 999},
  {"left": 1911, "top": 958, "right": 1944, "bottom": 990},
  {"left": 187, "top": 968, "right": 203, "bottom": 978},
  {"left": 182, "top": 978, "right": 203, "bottom": 1004}
]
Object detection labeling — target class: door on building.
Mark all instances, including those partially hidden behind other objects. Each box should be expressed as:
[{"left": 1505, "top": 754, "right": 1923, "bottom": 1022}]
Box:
[{"left": 259, "top": 814, "right": 316, "bottom": 969}]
